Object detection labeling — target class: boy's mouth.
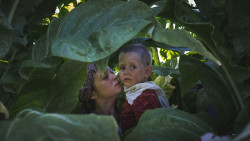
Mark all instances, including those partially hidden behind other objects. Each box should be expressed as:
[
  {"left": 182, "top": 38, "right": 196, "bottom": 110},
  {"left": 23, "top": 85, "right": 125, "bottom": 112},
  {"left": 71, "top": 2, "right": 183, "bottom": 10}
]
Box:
[{"left": 123, "top": 78, "right": 131, "bottom": 81}]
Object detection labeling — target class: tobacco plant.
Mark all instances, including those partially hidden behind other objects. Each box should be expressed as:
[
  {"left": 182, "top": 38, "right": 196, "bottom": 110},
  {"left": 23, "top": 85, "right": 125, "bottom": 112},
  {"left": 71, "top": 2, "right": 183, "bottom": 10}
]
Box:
[{"left": 0, "top": 0, "right": 249, "bottom": 140}]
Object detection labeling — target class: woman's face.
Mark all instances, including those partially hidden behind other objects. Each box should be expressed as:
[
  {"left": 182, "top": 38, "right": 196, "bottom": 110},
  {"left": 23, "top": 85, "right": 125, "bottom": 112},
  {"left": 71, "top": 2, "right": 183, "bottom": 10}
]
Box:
[{"left": 92, "top": 67, "right": 123, "bottom": 99}]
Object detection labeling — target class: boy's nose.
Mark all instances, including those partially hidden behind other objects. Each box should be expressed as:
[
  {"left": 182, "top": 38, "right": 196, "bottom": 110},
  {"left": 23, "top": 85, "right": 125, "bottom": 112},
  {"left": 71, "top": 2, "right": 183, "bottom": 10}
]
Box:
[{"left": 124, "top": 68, "right": 129, "bottom": 75}]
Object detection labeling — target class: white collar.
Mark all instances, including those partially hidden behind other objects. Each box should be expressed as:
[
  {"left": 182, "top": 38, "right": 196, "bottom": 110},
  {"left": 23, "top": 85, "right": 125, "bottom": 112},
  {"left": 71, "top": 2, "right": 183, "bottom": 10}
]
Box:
[{"left": 124, "top": 81, "right": 169, "bottom": 108}]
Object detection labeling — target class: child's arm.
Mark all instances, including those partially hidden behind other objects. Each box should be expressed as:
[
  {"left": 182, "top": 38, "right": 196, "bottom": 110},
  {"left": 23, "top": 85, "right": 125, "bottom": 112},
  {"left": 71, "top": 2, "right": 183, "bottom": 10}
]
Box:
[{"left": 132, "top": 89, "right": 161, "bottom": 122}]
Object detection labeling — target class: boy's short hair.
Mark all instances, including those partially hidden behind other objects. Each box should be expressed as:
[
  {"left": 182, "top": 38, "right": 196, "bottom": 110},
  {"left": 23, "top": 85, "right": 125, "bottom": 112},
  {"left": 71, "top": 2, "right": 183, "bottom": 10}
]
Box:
[{"left": 120, "top": 44, "right": 151, "bottom": 66}]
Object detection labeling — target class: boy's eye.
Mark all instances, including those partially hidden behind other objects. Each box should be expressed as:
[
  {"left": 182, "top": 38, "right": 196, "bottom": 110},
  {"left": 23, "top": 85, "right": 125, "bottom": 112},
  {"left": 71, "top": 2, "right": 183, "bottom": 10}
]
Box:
[
  {"left": 119, "top": 66, "right": 125, "bottom": 71},
  {"left": 130, "top": 66, "right": 136, "bottom": 69}
]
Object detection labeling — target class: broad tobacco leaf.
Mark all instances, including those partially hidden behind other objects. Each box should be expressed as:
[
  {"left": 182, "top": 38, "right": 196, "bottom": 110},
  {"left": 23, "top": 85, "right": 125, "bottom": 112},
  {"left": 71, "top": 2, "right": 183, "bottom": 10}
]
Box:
[
  {"left": 233, "top": 123, "right": 250, "bottom": 141},
  {"left": 33, "top": 0, "right": 156, "bottom": 63},
  {"left": 1, "top": 57, "right": 61, "bottom": 94},
  {"left": 0, "top": 0, "right": 62, "bottom": 103},
  {"left": 154, "top": 76, "right": 175, "bottom": 99},
  {"left": 6, "top": 59, "right": 86, "bottom": 116},
  {"left": 19, "top": 59, "right": 61, "bottom": 80},
  {"left": 7, "top": 88, "right": 49, "bottom": 118},
  {"left": 4, "top": 57, "right": 61, "bottom": 116},
  {"left": 152, "top": 24, "right": 221, "bottom": 65},
  {"left": 152, "top": 65, "right": 179, "bottom": 77},
  {"left": 0, "top": 9, "right": 13, "bottom": 58},
  {"left": 194, "top": 0, "right": 224, "bottom": 17},
  {"left": 0, "top": 0, "right": 47, "bottom": 57},
  {"left": 1, "top": 64, "right": 27, "bottom": 94},
  {"left": 95, "top": 56, "right": 110, "bottom": 74},
  {"left": 154, "top": 0, "right": 229, "bottom": 64},
  {"left": 179, "top": 55, "right": 238, "bottom": 129},
  {"left": 226, "top": 65, "right": 250, "bottom": 106},
  {"left": 0, "top": 109, "right": 119, "bottom": 141},
  {"left": 46, "top": 60, "right": 87, "bottom": 113},
  {"left": 227, "top": 0, "right": 250, "bottom": 58},
  {"left": 234, "top": 103, "right": 250, "bottom": 134},
  {"left": 123, "top": 108, "right": 213, "bottom": 141}
]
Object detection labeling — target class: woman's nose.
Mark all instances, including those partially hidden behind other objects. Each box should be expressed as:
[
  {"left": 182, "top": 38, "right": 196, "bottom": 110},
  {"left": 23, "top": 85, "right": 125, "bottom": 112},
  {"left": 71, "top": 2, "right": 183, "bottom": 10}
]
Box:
[{"left": 111, "top": 73, "right": 118, "bottom": 80}]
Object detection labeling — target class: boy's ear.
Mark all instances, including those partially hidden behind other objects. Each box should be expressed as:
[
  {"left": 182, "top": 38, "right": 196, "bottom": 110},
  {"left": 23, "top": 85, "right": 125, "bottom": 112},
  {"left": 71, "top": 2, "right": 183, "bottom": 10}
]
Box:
[
  {"left": 144, "top": 65, "right": 153, "bottom": 79},
  {"left": 90, "top": 91, "right": 97, "bottom": 100}
]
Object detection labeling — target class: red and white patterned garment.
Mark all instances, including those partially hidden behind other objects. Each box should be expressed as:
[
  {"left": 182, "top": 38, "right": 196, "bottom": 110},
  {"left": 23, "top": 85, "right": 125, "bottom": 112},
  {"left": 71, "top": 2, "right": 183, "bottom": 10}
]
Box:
[{"left": 120, "top": 89, "right": 161, "bottom": 133}]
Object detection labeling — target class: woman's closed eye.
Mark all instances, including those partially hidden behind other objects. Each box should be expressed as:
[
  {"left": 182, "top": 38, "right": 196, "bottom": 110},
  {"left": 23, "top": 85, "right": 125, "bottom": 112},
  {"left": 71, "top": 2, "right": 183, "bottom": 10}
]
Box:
[
  {"left": 103, "top": 71, "right": 109, "bottom": 80},
  {"left": 103, "top": 74, "right": 108, "bottom": 79},
  {"left": 109, "top": 69, "right": 114, "bottom": 74},
  {"left": 106, "top": 67, "right": 114, "bottom": 74}
]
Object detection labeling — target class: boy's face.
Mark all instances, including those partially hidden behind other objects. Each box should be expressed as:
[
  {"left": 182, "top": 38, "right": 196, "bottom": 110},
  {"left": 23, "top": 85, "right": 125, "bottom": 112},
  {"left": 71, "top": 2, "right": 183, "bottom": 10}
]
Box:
[{"left": 119, "top": 52, "right": 148, "bottom": 88}]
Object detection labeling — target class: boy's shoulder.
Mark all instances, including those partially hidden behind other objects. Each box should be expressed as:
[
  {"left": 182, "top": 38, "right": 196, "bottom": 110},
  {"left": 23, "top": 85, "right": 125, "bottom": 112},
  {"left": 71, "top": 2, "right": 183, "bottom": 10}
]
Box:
[
  {"left": 133, "top": 89, "right": 160, "bottom": 106},
  {"left": 140, "top": 89, "right": 157, "bottom": 97}
]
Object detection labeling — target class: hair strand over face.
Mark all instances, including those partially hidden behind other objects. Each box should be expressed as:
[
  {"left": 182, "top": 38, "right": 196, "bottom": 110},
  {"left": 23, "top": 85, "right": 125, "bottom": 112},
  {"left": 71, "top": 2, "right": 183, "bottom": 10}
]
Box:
[{"left": 78, "top": 63, "right": 98, "bottom": 113}]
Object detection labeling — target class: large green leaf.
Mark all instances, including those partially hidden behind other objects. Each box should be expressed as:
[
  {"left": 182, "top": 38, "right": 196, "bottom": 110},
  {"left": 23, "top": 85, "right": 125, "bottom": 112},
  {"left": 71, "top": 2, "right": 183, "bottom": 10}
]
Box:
[
  {"left": 5, "top": 59, "right": 86, "bottom": 116},
  {"left": 19, "top": 59, "right": 61, "bottom": 80},
  {"left": 6, "top": 69, "right": 55, "bottom": 117},
  {"left": 227, "top": 0, "right": 250, "bottom": 58},
  {"left": 152, "top": 23, "right": 220, "bottom": 65},
  {"left": 33, "top": 0, "right": 156, "bottom": 62},
  {"left": 179, "top": 55, "right": 238, "bottom": 132},
  {"left": 226, "top": 65, "right": 250, "bottom": 105},
  {"left": 123, "top": 108, "right": 213, "bottom": 141},
  {"left": 234, "top": 103, "right": 250, "bottom": 134},
  {"left": 152, "top": 65, "right": 179, "bottom": 77},
  {"left": 0, "top": 109, "right": 120, "bottom": 141},
  {"left": 154, "top": 76, "right": 175, "bottom": 99},
  {"left": 155, "top": 0, "right": 229, "bottom": 63},
  {"left": 7, "top": 88, "right": 49, "bottom": 118},
  {"left": 233, "top": 123, "right": 250, "bottom": 141},
  {"left": 46, "top": 60, "right": 87, "bottom": 113},
  {"left": 0, "top": 9, "right": 13, "bottom": 59},
  {"left": 194, "top": 0, "right": 224, "bottom": 17},
  {"left": 155, "top": 0, "right": 248, "bottom": 111},
  {"left": 0, "top": 0, "right": 62, "bottom": 100},
  {"left": 1, "top": 57, "right": 62, "bottom": 94},
  {"left": 3, "top": 57, "right": 63, "bottom": 117},
  {"left": 1, "top": 64, "right": 27, "bottom": 94},
  {"left": 0, "top": 0, "right": 47, "bottom": 57}
]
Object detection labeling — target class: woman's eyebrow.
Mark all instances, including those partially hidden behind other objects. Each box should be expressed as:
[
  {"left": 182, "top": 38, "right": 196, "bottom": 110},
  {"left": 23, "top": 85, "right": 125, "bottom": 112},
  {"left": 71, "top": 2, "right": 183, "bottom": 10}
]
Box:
[
  {"left": 99, "top": 69, "right": 108, "bottom": 78},
  {"left": 107, "top": 67, "right": 112, "bottom": 72}
]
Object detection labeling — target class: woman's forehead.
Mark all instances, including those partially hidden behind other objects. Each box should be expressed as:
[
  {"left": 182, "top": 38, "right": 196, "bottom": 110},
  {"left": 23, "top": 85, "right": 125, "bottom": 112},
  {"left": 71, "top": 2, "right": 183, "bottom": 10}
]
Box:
[{"left": 95, "top": 67, "right": 112, "bottom": 79}]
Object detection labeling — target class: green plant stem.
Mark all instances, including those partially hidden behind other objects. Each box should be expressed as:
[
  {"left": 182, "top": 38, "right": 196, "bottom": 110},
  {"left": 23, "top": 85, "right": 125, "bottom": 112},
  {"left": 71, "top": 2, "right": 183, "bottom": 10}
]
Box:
[
  {"left": 0, "top": 52, "right": 16, "bottom": 91},
  {"left": 206, "top": 41, "right": 245, "bottom": 111},
  {"left": 152, "top": 47, "right": 160, "bottom": 66},
  {"left": 222, "top": 65, "right": 245, "bottom": 110},
  {"left": 174, "top": 0, "right": 245, "bottom": 111},
  {"left": 8, "top": 0, "right": 19, "bottom": 23}
]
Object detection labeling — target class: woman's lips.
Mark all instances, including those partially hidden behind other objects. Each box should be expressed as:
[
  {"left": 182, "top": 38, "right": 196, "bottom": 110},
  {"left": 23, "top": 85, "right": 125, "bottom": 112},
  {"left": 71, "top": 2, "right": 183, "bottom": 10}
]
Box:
[
  {"left": 123, "top": 78, "right": 131, "bottom": 81},
  {"left": 115, "top": 81, "right": 121, "bottom": 86}
]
